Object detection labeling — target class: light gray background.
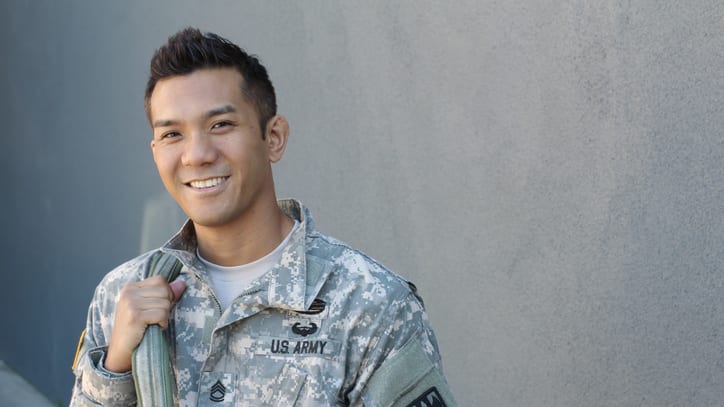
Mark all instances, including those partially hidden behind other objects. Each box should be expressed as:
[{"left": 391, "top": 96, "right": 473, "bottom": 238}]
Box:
[{"left": 1, "top": 1, "right": 722, "bottom": 406}]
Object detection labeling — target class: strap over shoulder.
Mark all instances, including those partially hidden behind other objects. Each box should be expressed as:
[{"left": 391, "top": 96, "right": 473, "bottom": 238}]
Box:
[{"left": 132, "top": 250, "right": 183, "bottom": 407}]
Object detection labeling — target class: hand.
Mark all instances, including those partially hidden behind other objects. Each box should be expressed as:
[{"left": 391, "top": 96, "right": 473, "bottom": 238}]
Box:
[{"left": 104, "top": 275, "right": 186, "bottom": 373}]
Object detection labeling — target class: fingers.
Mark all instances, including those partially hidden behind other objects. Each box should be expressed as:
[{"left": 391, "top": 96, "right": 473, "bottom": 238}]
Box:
[
  {"left": 169, "top": 279, "right": 187, "bottom": 302},
  {"left": 130, "top": 276, "right": 182, "bottom": 303},
  {"left": 114, "top": 279, "right": 175, "bottom": 335},
  {"left": 134, "top": 275, "right": 173, "bottom": 298},
  {"left": 123, "top": 276, "right": 182, "bottom": 325},
  {"left": 137, "top": 307, "right": 171, "bottom": 330},
  {"left": 140, "top": 275, "right": 186, "bottom": 303},
  {"left": 107, "top": 275, "right": 184, "bottom": 372}
]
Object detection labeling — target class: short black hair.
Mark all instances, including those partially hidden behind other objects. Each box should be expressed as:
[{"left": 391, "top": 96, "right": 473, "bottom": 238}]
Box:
[{"left": 144, "top": 27, "right": 276, "bottom": 137}]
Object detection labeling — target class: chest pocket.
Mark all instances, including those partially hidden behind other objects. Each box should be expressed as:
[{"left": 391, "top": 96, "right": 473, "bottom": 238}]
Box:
[{"left": 246, "top": 364, "right": 307, "bottom": 406}]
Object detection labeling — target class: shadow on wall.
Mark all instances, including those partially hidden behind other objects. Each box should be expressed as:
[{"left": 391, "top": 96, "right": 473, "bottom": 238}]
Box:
[
  {"left": 0, "top": 360, "right": 56, "bottom": 407},
  {"left": 140, "top": 192, "right": 187, "bottom": 253}
]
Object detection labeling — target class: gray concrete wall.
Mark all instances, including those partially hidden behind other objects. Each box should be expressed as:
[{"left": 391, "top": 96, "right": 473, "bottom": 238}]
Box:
[{"left": 1, "top": 1, "right": 722, "bottom": 405}]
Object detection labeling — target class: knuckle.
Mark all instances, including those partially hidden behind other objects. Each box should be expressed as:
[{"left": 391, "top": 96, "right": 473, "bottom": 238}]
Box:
[
  {"left": 118, "top": 285, "right": 133, "bottom": 300},
  {"left": 149, "top": 309, "right": 169, "bottom": 325},
  {"left": 128, "top": 307, "right": 141, "bottom": 319}
]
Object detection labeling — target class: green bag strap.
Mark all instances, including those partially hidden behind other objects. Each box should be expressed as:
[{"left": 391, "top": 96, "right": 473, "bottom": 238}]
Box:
[{"left": 131, "top": 251, "right": 183, "bottom": 407}]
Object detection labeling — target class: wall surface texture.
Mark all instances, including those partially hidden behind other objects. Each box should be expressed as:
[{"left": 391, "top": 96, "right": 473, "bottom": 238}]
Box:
[{"left": 1, "top": 1, "right": 722, "bottom": 405}]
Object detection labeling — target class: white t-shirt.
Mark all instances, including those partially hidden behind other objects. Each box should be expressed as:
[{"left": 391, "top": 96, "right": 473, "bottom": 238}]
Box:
[{"left": 197, "top": 220, "right": 299, "bottom": 310}]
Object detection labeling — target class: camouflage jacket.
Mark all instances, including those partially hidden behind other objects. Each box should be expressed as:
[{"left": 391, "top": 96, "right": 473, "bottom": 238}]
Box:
[{"left": 70, "top": 199, "right": 456, "bottom": 406}]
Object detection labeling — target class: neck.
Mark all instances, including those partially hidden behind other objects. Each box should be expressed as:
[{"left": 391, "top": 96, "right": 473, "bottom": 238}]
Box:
[{"left": 194, "top": 198, "right": 294, "bottom": 267}]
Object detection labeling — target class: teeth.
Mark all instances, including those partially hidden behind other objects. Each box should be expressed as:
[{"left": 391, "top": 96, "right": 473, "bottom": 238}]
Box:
[{"left": 189, "top": 177, "right": 225, "bottom": 189}]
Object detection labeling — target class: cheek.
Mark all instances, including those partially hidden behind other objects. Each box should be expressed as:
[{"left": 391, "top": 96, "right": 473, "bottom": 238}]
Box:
[{"left": 153, "top": 151, "right": 177, "bottom": 180}]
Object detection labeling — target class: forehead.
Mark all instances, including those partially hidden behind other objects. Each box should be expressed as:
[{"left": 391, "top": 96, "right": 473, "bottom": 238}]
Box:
[{"left": 149, "top": 68, "right": 250, "bottom": 122}]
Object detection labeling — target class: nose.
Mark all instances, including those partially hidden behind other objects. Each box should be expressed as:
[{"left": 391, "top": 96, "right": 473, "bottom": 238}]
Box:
[{"left": 181, "top": 132, "right": 218, "bottom": 167}]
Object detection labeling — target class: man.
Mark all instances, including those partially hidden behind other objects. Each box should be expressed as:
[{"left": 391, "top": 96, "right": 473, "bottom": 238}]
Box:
[{"left": 70, "top": 27, "right": 455, "bottom": 406}]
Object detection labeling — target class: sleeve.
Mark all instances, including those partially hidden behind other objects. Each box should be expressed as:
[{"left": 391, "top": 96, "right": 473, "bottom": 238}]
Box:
[
  {"left": 361, "top": 336, "right": 457, "bottom": 407},
  {"left": 357, "top": 290, "right": 457, "bottom": 407},
  {"left": 69, "top": 280, "right": 138, "bottom": 406}
]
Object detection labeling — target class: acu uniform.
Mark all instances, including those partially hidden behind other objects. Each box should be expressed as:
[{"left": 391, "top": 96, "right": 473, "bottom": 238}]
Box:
[{"left": 70, "top": 199, "right": 456, "bottom": 406}]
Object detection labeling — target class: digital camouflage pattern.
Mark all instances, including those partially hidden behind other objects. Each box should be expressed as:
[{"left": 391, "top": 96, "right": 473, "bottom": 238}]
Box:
[{"left": 71, "top": 200, "right": 455, "bottom": 406}]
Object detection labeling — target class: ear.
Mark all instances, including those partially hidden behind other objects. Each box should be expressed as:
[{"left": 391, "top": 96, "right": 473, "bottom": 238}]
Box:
[
  {"left": 150, "top": 138, "right": 159, "bottom": 163},
  {"left": 265, "top": 115, "right": 289, "bottom": 163}
]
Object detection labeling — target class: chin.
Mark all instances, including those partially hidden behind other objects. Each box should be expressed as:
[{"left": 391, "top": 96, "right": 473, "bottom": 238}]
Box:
[
  {"left": 189, "top": 216, "right": 229, "bottom": 228},
  {"left": 188, "top": 210, "right": 240, "bottom": 228}
]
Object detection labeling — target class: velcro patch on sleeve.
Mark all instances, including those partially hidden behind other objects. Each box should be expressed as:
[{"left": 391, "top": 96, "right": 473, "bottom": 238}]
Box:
[{"left": 363, "top": 337, "right": 456, "bottom": 406}]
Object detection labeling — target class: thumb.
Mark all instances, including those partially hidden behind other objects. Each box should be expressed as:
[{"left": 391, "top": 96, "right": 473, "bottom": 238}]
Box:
[{"left": 169, "top": 279, "right": 187, "bottom": 302}]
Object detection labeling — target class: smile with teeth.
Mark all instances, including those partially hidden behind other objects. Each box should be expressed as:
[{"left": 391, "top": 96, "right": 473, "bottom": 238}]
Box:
[{"left": 188, "top": 176, "right": 228, "bottom": 189}]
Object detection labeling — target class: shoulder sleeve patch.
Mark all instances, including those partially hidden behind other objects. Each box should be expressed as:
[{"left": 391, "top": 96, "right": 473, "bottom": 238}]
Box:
[
  {"left": 71, "top": 328, "right": 87, "bottom": 371},
  {"left": 362, "top": 337, "right": 457, "bottom": 407}
]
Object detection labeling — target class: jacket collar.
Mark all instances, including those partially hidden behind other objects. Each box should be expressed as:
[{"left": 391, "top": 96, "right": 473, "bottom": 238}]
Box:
[{"left": 160, "top": 199, "right": 329, "bottom": 313}]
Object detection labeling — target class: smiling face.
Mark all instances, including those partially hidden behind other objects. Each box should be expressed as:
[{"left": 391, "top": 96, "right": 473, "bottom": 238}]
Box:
[{"left": 149, "top": 68, "right": 285, "bottom": 230}]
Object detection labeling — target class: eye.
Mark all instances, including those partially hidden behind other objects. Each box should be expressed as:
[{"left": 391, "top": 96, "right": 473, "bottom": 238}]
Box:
[
  {"left": 211, "top": 121, "right": 233, "bottom": 130},
  {"left": 161, "top": 131, "right": 181, "bottom": 139}
]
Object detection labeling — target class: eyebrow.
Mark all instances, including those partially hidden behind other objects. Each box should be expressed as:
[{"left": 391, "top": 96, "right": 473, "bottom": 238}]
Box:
[{"left": 152, "top": 105, "right": 237, "bottom": 128}]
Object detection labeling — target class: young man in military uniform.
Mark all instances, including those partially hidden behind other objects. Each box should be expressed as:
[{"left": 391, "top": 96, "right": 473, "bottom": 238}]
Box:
[{"left": 70, "top": 28, "right": 456, "bottom": 406}]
